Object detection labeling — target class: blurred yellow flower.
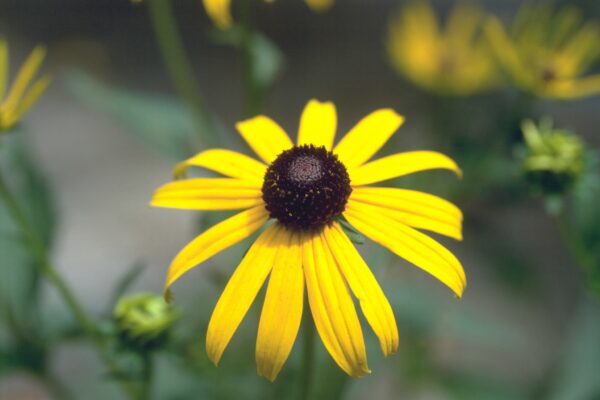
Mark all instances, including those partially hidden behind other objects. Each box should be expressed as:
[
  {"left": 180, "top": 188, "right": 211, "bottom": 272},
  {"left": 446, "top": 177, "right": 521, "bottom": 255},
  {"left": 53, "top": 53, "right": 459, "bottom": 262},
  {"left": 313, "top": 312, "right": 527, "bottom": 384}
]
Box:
[
  {"left": 203, "top": 0, "right": 333, "bottom": 29},
  {"left": 486, "top": 4, "right": 600, "bottom": 99},
  {"left": 387, "top": 1, "right": 498, "bottom": 96},
  {"left": 0, "top": 42, "right": 50, "bottom": 132},
  {"left": 152, "top": 99, "right": 465, "bottom": 380}
]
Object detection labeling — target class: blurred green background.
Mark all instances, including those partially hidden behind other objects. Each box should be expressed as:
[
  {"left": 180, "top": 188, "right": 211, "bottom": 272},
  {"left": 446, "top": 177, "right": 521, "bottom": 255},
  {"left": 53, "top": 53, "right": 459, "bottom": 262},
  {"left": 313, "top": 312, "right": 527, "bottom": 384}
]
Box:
[{"left": 1, "top": 0, "right": 600, "bottom": 399}]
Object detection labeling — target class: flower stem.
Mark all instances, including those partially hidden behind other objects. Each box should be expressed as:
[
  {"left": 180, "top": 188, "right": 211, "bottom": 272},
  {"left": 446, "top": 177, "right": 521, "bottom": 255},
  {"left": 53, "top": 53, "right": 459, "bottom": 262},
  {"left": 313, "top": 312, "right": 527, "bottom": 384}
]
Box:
[
  {"left": 239, "top": 0, "right": 262, "bottom": 117},
  {"left": 0, "top": 169, "right": 94, "bottom": 334},
  {"left": 146, "top": 0, "right": 219, "bottom": 147},
  {"left": 300, "top": 307, "right": 316, "bottom": 400},
  {"left": 0, "top": 168, "right": 138, "bottom": 399},
  {"left": 139, "top": 353, "right": 154, "bottom": 400}
]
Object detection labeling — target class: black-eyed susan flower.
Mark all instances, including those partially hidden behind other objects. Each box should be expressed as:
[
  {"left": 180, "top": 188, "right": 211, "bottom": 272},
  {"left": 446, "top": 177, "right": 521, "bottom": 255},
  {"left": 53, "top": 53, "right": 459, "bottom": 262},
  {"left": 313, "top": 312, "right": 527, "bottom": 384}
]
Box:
[
  {"left": 203, "top": 0, "right": 333, "bottom": 29},
  {"left": 486, "top": 4, "right": 600, "bottom": 99},
  {"left": 387, "top": 1, "right": 498, "bottom": 96},
  {"left": 151, "top": 100, "right": 465, "bottom": 380},
  {"left": 0, "top": 41, "right": 50, "bottom": 132}
]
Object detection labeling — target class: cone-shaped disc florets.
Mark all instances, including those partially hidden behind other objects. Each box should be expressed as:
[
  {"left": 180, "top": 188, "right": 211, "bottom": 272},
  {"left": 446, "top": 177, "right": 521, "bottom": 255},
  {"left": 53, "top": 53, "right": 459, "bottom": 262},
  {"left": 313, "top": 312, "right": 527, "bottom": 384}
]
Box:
[{"left": 262, "top": 145, "right": 352, "bottom": 230}]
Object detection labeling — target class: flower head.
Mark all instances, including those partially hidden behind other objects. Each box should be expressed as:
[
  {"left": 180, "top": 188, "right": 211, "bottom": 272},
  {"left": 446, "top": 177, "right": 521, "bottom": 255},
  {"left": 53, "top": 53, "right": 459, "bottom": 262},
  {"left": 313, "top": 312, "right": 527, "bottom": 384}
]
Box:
[
  {"left": 521, "top": 118, "right": 584, "bottom": 195},
  {"left": 203, "top": 0, "right": 333, "bottom": 29},
  {"left": 485, "top": 4, "right": 600, "bottom": 99},
  {"left": 0, "top": 41, "right": 50, "bottom": 132},
  {"left": 114, "top": 293, "right": 180, "bottom": 351},
  {"left": 151, "top": 99, "right": 465, "bottom": 380},
  {"left": 387, "top": 1, "right": 498, "bottom": 96}
]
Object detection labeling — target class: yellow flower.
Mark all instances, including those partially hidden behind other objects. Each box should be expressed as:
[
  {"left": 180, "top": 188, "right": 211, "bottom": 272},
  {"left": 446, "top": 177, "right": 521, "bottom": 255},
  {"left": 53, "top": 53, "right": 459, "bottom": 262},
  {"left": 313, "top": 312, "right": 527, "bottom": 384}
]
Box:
[
  {"left": 151, "top": 99, "right": 466, "bottom": 380},
  {"left": 0, "top": 41, "right": 50, "bottom": 132},
  {"left": 387, "top": 1, "right": 497, "bottom": 96},
  {"left": 203, "top": 0, "right": 333, "bottom": 29},
  {"left": 485, "top": 4, "right": 600, "bottom": 99}
]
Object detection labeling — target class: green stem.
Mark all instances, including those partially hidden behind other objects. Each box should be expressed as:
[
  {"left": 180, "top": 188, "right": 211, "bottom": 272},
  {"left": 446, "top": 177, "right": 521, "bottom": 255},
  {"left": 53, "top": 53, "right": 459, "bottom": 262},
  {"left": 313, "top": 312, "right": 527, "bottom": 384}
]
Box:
[
  {"left": 300, "top": 308, "right": 316, "bottom": 400},
  {"left": 0, "top": 169, "right": 94, "bottom": 334},
  {"left": 146, "top": 0, "right": 219, "bottom": 147},
  {"left": 0, "top": 168, "right": 138, "bottom": 399},
  {"left": 139, "top": 353, "right": 154, "bottom": 400},
  {"left": 240, "top": 0, "right": 262, "bottom": 116}
]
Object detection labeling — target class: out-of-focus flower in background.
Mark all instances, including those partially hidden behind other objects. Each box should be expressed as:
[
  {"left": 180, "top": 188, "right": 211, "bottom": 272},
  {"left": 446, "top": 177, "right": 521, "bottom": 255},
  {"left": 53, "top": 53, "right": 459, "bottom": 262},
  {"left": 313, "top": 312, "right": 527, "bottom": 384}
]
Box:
[
  {"left": 114, "top": 293, "right": 180, "bottom": 351},
  {"left": 0, "top": 41, "right": 50, "bottom": 133},
  {"left": 203, "top": 0, "right": 333, "bottom": 29},
  {"left": 486, "top": 4, "right": 600, "bottom": 99},
  {"left": 151, "top": 99, "right": 464, "bottom": 381},
  {"left": 520, "top": 118, "right": 584, "bottom": 195},
  {"left": 386, "top": 1, "right": 498, "bottom": 96}
]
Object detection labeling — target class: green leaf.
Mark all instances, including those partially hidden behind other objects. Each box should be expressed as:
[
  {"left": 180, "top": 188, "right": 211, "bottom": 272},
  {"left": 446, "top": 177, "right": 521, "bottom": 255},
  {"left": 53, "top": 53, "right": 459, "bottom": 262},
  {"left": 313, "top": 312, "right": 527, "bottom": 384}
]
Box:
[{"left": 65, "top": 69, "right": 202, "bottom": 161}]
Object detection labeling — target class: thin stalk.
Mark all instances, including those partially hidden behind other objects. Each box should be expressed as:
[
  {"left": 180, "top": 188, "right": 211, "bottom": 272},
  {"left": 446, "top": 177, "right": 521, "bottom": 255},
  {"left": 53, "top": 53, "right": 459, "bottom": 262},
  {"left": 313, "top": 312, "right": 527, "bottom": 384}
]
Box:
[
  {"left": 300, "top": 308, "right": 316, "bottom": 400},
  {"left": 0, "top": 168, "right": 138, "bottom": 399},
  {"left": 239, "top": 0, "right": 262, "bottom": 116},
  {"left": 0, "top": 169, "right": 94, "bottom": 334},
  {"left": 146, "top": 0, "right": 219, "bottom": 147},
  {"left": 139, "top": 353, "right": 154, "bottom": 400}
]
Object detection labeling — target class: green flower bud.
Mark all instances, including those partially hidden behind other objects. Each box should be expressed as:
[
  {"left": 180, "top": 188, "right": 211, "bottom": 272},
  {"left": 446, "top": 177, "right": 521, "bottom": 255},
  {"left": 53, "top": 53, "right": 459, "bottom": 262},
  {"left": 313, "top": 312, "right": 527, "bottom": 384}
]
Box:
[
  {"left": 114, "top": 293, "right": 180, "bottom": 351},
  {"left": 521, "top": 118, "right": 584, "bottom": 195}
]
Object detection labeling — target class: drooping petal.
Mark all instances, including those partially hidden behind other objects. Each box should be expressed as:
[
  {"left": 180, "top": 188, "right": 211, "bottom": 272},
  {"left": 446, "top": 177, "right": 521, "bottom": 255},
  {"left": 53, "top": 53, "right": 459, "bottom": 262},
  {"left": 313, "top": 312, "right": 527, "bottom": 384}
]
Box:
[
  {"left": 349, "top": 151, "right": 461, "bottom": 186},
  {"left": 12, "top": 75, "right": 50, "bottom": 121},
  {"left": 3, "top": 45, "right": 46, "bottom": 112},
  {"left": 164, "top": 205, "right": 268, "bottom": 293},
  {"left": 297, "top": 99, "right": 337, "bottom": 150},
  {"left": 344, "top": 202, "right": 466, "bottom": 298},
  {"left": 302, "top": 231, "right": 370, "bottom": 377},
  {"left": 256, "top": 229, "right": 304, "bottom": 381},
  {"left": 333, "top": 109, "right": 404, "bottom": 169},
  {"left": 202, "top": 0, "right": 232, "bottom": 29},
  {"left": 323, "top": 223, "right": 399, "bottom": 356},
  {"left": 349, "top": 188, "right": 463, "bottom": 240},
  {"left": 236, "top": 116, "right": 293, "bottom": 164},
  {"left": 151, "top": 178, "right": 264, "bottom": 210},
  {"left": 173, "top": 149, "right": 267, "bottom": 182},
  {"left": 206, "top": 224, "right": 283, "bottom": 364}
]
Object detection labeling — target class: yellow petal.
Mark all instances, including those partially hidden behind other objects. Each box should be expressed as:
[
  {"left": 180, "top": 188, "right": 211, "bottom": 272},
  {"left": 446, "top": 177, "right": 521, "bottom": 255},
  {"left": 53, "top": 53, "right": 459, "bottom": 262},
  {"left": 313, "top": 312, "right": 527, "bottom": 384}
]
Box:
[
  {"left": 349, "top": 151, "right": 461, "bottom": 186},
  {"left": 546, "top": 75, "right": 600, "bottom": 99},
  {"left": 0, "top": 40, "right": 8, "bottom": 98},
  {"left": 297, "top": 99, "right": 337, "bottom": 150},
  {"left": 323, "top": 223, "right": 398, "bottom": 356},
  {"left": 333, "top": 109, "right": 405, "bottom": 169},
  {"left": 202, "top": 0, "right": 232, "bottom": 29},
  {"left": 13, "top": 75, "right": 50, "bottom": 121},
  {"left": 173, "top": 149, "right": 267, "bottom": 182},
  {"left": 344, "top": 203, "right": 466, "bottom": 298},
  {"left": 305, "top": 0, "right": 334, "bottom": 13},
  {"left": 256, "top": 229, "right": 303, "bottom": 381},
  {"left": 302, "top": 231, "right": 370, "bottom": 377},
  {"left": 151, "top": 178, "right": 264, "bottom": 210},
  {"left": 3, "top": 45, "right": 46, "bottom": 113},
  {"left": 236, "top": 116, "right": 293, "bottom": 164},
  {"left": 206, "top": 224, "right": 282, "bottom": 364},
  {"left": 164, "top": 205, "right": 268, "bottom": 292},
  {"left": 349, "top": 188, "right": 463, "bottom": 240}
]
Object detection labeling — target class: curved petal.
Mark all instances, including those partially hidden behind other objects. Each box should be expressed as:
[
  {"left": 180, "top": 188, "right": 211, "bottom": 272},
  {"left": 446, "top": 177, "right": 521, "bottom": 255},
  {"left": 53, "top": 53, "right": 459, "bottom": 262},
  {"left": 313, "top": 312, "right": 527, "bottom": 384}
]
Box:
[
  {"left": 302, "top": 231, "right": 370, "bottom": 377},
  {"left": 164, "top": 205, "right": 269, "bottom": 293},
  {"left": 349, "top": 151, "right": 461, "bottom": 186},
  {"left": 256, "top": 230, "right": 303, "bottom": 381},
  {"left": 323, "top": 223, "right": 399, "bottom": 356},
  {"left": 236, "top": 116, "right": 293, "bottom": 164},
  {"left": 333, "top": 109, "right": 404, "bottom": 169},
  {"left": 349, "top": 188, "right": 463, "bottom": 240},
  {"left": 344, "top": 202, "right": 466, "bottom": 298},
  {"left": 297, "top": 99, "right": 337, "bottom": 150},
  {"left": 206, "top": 224, "right": 283, "bottom": 364},
  {"left": 3, "top": 45, "right": 46, "bottom": 112},
  {"left": 173, "top": 149, "right": 267, "bottom": 182},
  {"left": 202, "top": 0, "right": 232, "bottom": 29},
  {"left": 151, "top": 178, "right": 263, "bottom": 210}
]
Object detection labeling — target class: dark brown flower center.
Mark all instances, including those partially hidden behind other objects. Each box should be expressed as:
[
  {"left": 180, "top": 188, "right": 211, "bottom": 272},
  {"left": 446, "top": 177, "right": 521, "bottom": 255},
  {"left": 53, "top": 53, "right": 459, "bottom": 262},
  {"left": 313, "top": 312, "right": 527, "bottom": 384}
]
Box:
[{"left": 262, "top": 145, "right": 352, "bottom": 231}]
